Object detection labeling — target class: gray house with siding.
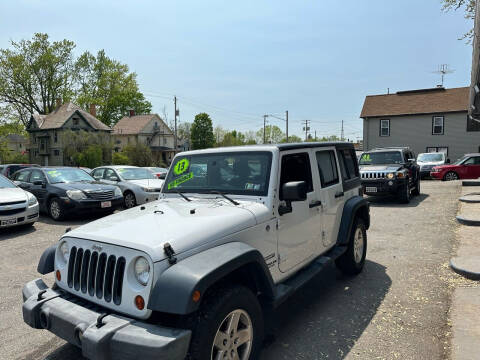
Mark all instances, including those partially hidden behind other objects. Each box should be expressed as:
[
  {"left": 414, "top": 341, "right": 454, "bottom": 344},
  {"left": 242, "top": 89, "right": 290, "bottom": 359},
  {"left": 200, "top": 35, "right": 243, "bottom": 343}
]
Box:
[{"left": 361, "top": 86, "right": 480, "bottom": 162}]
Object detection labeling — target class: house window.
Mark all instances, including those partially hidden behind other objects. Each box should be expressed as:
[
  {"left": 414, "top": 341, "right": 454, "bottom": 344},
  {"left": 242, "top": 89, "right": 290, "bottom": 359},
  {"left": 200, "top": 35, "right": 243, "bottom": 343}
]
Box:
[
  {"left": 54, "top": 150, "right": 60, "bottom": 156},
  {"left": 467, "top": 114, "right": 480, "bottom": 132},
  {"left": 432, "top": 116, "right": 444, "bottom": 135},
  {"left": 380, "top": 119, "right": 390, "bottom": 136},
  {"left": 73, "top": 118, "right": 79, "bottom": 126},
  {"left": 54, "top": 131, "right": 58, "bottom": 143},
  {"left": 426, "top": 146, "right": 448, "bottom": 156}
]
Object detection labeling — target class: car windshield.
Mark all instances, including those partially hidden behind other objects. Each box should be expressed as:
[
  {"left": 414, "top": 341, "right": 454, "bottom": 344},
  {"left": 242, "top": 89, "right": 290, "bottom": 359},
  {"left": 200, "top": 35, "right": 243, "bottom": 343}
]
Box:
[
  {"left": 453, "top": 156, "right": 469, "bottom": 165},
  {"left": 117, "top": 167, "right": 156, "bottom": 180},
  {"left": 417, "top": 153, "right": 444, "bottom": 162},
  {"left": 46, "top": 168, "right": 95, "bottom": 183},
  {"left": 0, "top": 175, "right": 16, "bottom": 188},
  {"left": 359, "top": 151, "right": 403, "bottom": 165},
  {"left": 149, "top": 167, "right": 167, "bottom": 172},
  {"left": 163, "top": 151, "right": 272, "bottom": 196}
]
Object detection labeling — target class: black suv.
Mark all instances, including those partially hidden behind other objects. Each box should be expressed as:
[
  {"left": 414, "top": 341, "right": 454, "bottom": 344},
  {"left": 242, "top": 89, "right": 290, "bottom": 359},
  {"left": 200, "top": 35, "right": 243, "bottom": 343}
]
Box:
[{"left": 358, "top": 147, "right": 420, "bottom": 203}]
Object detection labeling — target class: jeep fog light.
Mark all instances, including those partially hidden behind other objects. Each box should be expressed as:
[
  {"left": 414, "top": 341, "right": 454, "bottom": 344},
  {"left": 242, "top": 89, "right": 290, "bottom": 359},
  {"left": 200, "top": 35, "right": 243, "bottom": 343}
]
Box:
[{"left": 134, "top": 257, "right": 150, "bottom": 285}]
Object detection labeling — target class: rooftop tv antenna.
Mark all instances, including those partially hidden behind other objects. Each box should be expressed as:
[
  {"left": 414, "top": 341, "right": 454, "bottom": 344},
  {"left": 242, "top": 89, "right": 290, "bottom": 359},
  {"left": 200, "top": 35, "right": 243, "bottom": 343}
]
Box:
[{"left": 433, "top": 64, "right": 454, "bottom": 86}]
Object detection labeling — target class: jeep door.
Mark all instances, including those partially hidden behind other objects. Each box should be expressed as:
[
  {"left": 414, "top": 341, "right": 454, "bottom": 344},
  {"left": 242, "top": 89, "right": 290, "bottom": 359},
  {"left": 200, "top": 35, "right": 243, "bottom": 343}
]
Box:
[
  {"left": 312, "top": 147, "right": 345, "bottom": 251},
  {"left": 276, "top": 150, "right": 321, "bottom": 273}
]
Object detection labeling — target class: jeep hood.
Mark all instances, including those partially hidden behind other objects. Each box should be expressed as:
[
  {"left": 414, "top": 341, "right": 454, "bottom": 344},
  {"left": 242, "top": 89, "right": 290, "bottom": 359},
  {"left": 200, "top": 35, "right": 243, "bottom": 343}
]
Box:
[
  {"left": 359, "top": 165, "right": 402, "bottom": 172},
  {"left": 66, "top": 198, "right": 263, "bottom": 262}
]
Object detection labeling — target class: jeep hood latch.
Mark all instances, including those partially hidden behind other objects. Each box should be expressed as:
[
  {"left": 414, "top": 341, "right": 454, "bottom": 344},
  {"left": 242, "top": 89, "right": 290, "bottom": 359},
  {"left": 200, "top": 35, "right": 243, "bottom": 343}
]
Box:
[{"left": 163, "top": 242, "right": 177, "bottom": 265}]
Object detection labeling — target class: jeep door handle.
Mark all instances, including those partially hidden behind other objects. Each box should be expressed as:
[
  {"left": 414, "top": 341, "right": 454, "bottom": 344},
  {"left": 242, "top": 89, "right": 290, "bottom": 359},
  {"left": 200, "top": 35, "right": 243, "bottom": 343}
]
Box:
[
  {"left": 309, "top": 200, "right": 322, "bottom": 208},
  {"left": 334, "top": 192, "right": 344, "bottom": 198}
]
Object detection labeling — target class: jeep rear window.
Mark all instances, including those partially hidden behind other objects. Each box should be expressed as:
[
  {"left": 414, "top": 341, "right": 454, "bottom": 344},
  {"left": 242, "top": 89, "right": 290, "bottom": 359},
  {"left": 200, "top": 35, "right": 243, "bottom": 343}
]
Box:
[
  {"left": 164, "top": 151, "right": 272, "bottom": 196},
  {"left": 359, "top": 151, "right": 403, "bottom": 165}
]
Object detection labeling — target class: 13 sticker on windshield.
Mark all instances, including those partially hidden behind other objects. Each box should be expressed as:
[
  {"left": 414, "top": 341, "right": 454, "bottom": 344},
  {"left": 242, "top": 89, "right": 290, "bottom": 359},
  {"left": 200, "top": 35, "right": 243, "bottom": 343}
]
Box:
[{"left": 174, "top": 158, "right": 190, "bottom": 175}]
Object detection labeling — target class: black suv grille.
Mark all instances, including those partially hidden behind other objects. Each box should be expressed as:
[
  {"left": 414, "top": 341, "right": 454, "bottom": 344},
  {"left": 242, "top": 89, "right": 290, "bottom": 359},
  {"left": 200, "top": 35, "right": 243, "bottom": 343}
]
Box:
[
  {"left": 85, "top": 190, "right": 114, "bottom": 200},
  {"left": 67, "top": 246, "right": 126, "bottom": 305}
]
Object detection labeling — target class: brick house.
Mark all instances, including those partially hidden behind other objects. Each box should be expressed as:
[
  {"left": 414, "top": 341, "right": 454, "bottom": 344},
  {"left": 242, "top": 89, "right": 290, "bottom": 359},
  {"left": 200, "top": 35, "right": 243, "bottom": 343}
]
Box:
[
  {"left": 26, "top": 103, "right": 111, "bottom": 166},
  {"left": 112, "top": 113, "right": 175, "bottom": 165},
  {"left": 361, "top": 86, "right": 480, "bottom": 161}
]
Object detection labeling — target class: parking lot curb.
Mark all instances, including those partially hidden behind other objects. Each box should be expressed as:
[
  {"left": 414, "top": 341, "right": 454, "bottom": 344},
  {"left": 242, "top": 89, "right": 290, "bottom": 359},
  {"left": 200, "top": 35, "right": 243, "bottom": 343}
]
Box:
[
  {"left": 451, "top": 287, "right": 480, "bottom": 360},
  {"left": 462, "top": 180, "right": 480, "bottom": 186},
  {"left": 456, "top": 215, "right": 480, "bottom": 226},
  {"left": 450, "top": 256, "right": 480, "bottom": 280},
  {"left": 459, "top": 194, "right": 480, "bottom": 203}
]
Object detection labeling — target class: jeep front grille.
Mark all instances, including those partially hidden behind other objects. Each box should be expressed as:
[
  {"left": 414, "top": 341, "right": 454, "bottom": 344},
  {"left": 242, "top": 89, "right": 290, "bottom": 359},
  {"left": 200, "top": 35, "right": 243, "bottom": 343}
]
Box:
[
  {"left": 360, "top": 172, "right": 387, "bottom": 179},
  {"left": 67, "top": 246, "right": 126, "bottom": 305}
]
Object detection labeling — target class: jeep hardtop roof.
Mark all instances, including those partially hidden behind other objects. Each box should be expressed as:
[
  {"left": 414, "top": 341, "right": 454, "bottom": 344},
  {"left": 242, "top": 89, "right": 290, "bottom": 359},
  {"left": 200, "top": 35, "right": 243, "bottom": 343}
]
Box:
[{"left": 178, "top": 142, "right": 354, "bottom": 156}]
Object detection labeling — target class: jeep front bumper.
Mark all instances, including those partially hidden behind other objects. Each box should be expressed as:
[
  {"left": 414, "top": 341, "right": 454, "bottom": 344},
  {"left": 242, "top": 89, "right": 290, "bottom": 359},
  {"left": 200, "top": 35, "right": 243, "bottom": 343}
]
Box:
[{"left": 22, "top": 279, "right": 191, "bottom": 360}]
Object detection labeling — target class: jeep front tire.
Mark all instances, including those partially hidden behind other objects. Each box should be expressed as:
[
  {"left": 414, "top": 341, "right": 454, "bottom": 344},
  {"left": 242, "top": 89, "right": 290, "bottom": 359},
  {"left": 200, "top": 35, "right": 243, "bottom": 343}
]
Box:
[
  {"left": 336, "top": 218, "right": 367, "bottom": 275},
  {"left": 186, "top": 285, "right": 264, "bottom": 360}
]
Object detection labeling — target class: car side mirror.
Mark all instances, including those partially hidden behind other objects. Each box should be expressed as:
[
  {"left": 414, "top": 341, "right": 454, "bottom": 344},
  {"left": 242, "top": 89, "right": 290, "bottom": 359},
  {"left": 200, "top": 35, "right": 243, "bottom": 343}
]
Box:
[
  {"left": 446, "top": 158, "right": 451, "bottom": 164},
  {"left": 279, "top": 181, "right": 307, "bottom": 216},
  {"left": 408, "top": 158, "right": 415, "bottom": 162},
  {"left": 33, "top": 180, "right": 46, "bottom": 188}
]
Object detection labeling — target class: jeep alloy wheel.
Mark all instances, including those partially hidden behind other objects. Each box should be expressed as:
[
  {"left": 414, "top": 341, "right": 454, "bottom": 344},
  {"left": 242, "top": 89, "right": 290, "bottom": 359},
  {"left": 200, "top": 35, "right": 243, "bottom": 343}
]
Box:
[
  {"left": 353, "top": 227, "right": 364, "bottom": 264},
  {"left": 212, "top": 309, "right": 253, "bottom": 360}
]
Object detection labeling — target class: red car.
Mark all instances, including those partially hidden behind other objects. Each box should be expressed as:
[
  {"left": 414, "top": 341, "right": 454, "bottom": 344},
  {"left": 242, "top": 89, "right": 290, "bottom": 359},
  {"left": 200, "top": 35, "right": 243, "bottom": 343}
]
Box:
[{"left": 431, "top": 153, "right": 480, "bottom": 181}]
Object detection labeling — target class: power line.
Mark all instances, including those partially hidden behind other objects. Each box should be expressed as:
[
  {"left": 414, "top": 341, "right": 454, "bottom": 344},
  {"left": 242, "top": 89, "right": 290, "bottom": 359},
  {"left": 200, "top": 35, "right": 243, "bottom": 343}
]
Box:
[{"left": 302, "top": 120, "right": 311, "bottom": 141}]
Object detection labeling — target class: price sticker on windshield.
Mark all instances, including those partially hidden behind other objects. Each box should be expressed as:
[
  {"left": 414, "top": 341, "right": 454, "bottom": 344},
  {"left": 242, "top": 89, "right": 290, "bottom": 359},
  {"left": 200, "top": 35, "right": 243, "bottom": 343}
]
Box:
[{"left": 174, "top": 158, "right": 190, "bottom": 175}]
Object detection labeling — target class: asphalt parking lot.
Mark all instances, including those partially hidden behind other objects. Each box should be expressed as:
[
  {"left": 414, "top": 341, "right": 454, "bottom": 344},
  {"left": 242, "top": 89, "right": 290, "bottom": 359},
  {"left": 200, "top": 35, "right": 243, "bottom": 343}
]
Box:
[{"left": 0, "top": 181, "right": 462, "bottom": 360}]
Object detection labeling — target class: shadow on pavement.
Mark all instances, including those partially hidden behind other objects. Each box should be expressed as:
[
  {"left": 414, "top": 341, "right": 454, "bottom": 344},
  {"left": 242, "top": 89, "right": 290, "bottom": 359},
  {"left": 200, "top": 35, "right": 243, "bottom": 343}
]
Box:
[
  {"left": 367, "top": 193, "right": 429, "bottom": 208},
  {"left": 262, "top": 260, "right": 391, "bottom": 360},
  {"left": 0, "top": 223, "right": 36, "bottom": 241}
]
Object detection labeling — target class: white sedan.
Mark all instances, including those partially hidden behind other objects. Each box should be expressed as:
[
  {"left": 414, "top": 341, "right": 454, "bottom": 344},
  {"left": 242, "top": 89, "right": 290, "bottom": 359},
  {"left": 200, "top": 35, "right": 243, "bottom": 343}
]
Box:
[
  {"left": 0, "top": 174, "right": 39, "bottom": 228},
  {"left": 91, "top": 166, "right": 165, "bottom": 208}
]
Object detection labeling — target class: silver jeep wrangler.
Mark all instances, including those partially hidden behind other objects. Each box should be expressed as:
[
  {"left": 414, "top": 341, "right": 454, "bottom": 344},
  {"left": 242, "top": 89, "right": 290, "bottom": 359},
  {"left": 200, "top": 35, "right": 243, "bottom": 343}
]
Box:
[{"left": 23, "top": 142, "right": 369, "bottom": 360}]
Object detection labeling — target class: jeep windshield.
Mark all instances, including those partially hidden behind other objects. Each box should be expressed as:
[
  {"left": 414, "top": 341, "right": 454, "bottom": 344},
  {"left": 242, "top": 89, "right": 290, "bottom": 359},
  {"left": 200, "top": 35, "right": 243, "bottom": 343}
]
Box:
[
  {"left": 359, "top": 151, "right": 403, "bottom": 165},
  {"left": 163, "top": 151, "right": 272, "bottom": 196}
]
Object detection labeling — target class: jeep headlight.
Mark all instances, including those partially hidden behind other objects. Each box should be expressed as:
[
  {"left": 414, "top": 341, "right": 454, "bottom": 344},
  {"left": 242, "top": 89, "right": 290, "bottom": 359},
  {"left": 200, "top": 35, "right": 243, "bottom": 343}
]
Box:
[
  {"left": 114, "top": 187, "right": 122, "bottom": 197},
  {"left": 59, "top": 241, "right": 69, "bottom": 263},
  {"left": 134, "top": 257, "right": 150, "bottom": 286},
  {"left": 386, "top": 173, "right": 394, "bottom": 179},
  {"left": 66, "top": 189, "right": 87, "bottom": 200},
  {"left": 27, "top": 193, "right": 38, "bottom": 206}
]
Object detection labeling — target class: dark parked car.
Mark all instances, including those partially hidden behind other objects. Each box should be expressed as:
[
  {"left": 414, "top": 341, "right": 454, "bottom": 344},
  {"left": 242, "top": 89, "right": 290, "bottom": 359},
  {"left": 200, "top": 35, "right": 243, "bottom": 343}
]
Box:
[
  {"left": 0, "top": 164, "right": 39, "bottom": 179},
  {"left": 11, "top": 167, "right": 124, "bottom": 220}
]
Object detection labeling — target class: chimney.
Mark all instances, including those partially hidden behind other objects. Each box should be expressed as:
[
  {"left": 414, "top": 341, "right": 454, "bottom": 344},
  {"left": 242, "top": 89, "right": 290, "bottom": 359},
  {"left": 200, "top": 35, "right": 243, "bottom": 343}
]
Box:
[
  {"left": 56, "top": 98, "right": 62, "bottom": 109},
  {"left": 89, "top": 104, "right": 96, "bottom": 117},
  {"left": 128, "top": 109, "right": 135, "bottom": 117}
]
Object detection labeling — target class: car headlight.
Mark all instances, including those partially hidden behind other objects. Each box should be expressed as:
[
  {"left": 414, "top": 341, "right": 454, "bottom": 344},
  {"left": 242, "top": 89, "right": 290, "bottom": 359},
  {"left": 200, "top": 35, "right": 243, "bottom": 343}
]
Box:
[
  {"left": 396, "top": 172, "right": 405, "bottom": 178},
  {"left": 141, "top": 187, "right": 157, "bottom": 193},
  {"left": 59, "top": 241, "right": 69, "bottom": 263},
  {"left": 28, "top": 194, "right": 38, "bottom": 206},
  {"left": 114, "top": 187, "right": 122, "bottom": 197},
  {"left": 386, "top": 173, "right": 394, "bottom": 179},
  {"left": 66, "top": 189, "right": 87, "bottom": 200},
  {"left": 134, "top": 257, "right": 150, "bottom": 286}
]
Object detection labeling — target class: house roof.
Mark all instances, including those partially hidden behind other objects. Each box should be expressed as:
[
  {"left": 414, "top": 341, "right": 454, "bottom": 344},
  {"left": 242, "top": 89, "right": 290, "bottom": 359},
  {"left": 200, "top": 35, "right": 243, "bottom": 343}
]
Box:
[
  {"left": 360, "top": 86, "right": 469, "bottom": 118},
  {"left": 29, "top": 103, "right": 111, "bottom": 131},
  {"left": 113, "top": 114, "right": 171, "bottom": 135}
]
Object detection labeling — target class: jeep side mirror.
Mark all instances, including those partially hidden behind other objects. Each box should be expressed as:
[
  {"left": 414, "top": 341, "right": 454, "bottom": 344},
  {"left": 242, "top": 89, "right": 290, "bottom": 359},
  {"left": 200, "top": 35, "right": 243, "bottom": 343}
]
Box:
[{"left": 279, "top": 181, "right": 307, "bottom": 216}]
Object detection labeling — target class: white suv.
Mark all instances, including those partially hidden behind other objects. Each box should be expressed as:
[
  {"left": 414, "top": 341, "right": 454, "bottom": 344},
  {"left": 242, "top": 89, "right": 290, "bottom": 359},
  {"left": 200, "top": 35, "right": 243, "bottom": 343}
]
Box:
[{"left": 23, "top": 142, "right": 369, "bottom": 360}]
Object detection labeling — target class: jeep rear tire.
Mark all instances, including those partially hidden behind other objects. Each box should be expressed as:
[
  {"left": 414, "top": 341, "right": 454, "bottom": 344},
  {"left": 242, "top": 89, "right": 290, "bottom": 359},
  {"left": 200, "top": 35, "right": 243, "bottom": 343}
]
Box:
[
  {"left": 186, "top": 285, "right": 264, "bottom": 360},
  {"left": 336, "top": 218, "right": 367, "bottom": 275}
]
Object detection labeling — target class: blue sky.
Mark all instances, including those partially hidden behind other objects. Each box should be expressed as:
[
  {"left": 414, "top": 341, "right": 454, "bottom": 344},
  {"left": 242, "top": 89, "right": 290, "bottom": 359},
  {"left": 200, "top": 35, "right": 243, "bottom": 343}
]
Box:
[{"left": 0, "top": 0, "right": 473, "bottom": 140}]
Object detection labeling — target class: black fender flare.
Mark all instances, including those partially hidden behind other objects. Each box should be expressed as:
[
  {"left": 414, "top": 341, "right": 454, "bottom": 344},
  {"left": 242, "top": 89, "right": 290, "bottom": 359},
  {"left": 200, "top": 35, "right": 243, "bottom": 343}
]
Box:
[
  {"left": 37, "top": 245, "right": 56, "bottom": 274},
  {"left": 147, "top": 242, "right": 275, "bottom": 315},
  {"left": 336, "top": 196, "right": 370, "bottom": 246}
]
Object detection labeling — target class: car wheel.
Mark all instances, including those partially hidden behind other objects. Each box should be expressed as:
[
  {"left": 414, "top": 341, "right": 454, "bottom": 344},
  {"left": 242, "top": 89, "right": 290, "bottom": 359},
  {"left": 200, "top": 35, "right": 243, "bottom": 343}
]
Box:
[
  {"left": 49, "top": 198, "right": 65, "bottom": 221},
  {"left": 412, "top": 177, "right": 420, "bottom": 196},
  {"left": 185, "top": 285, "right": 264, "bottom": 360},
  {"left": 124, "top": 191, "right": 136, "bottom": 209},
  {"left": 443, "top": 171, "right": 459, "bottom": 181},
  {"left": 335, "top": 217, "right": 367, "bottom": 275},
  {"left": 398, "top": 182, "right": 411, "bottom": 203}
]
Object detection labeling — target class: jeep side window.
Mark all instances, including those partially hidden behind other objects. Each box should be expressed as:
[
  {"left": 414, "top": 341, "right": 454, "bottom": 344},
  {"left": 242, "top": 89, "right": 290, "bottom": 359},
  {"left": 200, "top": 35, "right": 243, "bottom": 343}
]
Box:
[
  {"left": 279, "top": 152, "right": 313, "bottom": 200},
  {"left": 316, "top": 150, "right": 339, "bottom": 187},
  {"left": 338, "top": 149, "right": 359, "bottom": 180}
]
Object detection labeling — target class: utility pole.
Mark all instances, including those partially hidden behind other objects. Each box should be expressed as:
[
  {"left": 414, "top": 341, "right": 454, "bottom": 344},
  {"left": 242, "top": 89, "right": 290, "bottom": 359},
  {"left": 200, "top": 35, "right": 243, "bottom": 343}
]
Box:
[
  {"left": 174, "top": 96, "right": 178, "bottom": 153},
  {"left": 302, "top": 120, "right": 311, "bottom": 141},
  {"left": 314, "top": 130, "right": 317, "bottom": 141},
  {"left": 285, "top": 110, "right": 289, "bottom": 143},
  {"left": 263, "top": 115, "right": 268, "bottom": 144},
  {"left": 341, "top": 120, "right": 344, "bottom": 141}
]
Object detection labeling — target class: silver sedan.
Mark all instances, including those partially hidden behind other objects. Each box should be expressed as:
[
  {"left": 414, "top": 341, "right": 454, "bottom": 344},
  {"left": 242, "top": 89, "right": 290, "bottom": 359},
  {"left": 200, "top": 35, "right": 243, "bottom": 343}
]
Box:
[
  {"left": 91, "top": 166, "right": 164, "bottom": 208},
  {"left": 0, "top": 175, "right": 39, "bottom": 228}
]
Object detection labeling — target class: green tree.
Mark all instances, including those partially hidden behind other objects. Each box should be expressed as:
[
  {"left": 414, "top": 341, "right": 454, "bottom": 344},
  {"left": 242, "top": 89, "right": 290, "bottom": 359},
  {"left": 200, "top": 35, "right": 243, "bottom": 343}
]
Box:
[
  {"left": 74, "top": 50, "right": 152, "bottom": 126},
  {"left": 256, "top": 125, "right": 285, "bottom": 144},
  {"left": 191, "top": 113, "right": 215, "bottom": 149},
  {"left": 112, "top": 152, "right": 130, "bottom": 165},
  {"left": 61, "top": 130, "right": 112, "bottom": 166},
  {"left": 123, "top": 143, "right": 153, "bottom": 166},
  {"left": 0, "top": 33, "right": 76, "bottom": 125},
  {"left": 72, "top": 144, "right": 103, "bottom": 168},
  {"left": 442, "top": 0, "right": 475, "bottom": 41},
  {"left": 282, "top": 134, "right": 302, "bottom": 143}
]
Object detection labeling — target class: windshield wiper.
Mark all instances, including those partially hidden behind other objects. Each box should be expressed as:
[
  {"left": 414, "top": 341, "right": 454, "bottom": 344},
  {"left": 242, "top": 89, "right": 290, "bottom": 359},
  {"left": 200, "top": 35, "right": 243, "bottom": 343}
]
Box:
[
  {"left": 208, "top": 191, "right": 239, "bottom": 206},
  {"left": 172, "top": 190, "right": 191, "bottom": 202}
]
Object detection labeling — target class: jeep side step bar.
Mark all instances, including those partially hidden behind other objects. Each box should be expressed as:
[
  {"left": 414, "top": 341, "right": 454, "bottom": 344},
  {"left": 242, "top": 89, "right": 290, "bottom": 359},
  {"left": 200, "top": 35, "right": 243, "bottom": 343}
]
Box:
[{"left": 272, "top": 245, "right": 348, "bottom": 308}]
